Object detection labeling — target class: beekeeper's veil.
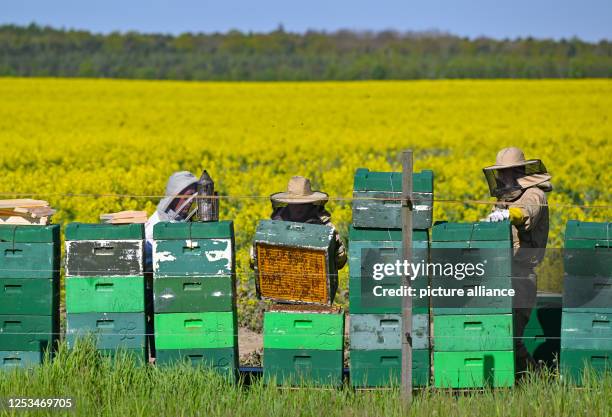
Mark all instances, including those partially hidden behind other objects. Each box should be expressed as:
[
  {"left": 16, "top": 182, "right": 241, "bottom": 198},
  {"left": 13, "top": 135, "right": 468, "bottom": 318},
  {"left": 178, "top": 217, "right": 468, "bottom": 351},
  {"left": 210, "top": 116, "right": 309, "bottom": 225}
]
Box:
[
  {"left": 483, "top": 147, "right": 552, "bottom": 201},
  {"left": 156, "top": 171, "right": 198, "bottom": 221}
]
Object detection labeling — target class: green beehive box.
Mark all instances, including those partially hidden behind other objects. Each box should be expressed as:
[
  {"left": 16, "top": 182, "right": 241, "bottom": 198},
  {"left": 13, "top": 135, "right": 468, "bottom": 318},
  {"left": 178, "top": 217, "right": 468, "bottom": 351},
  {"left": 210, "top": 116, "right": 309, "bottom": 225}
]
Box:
[
  {"left": 349, "top": 314, "right": 429, "bottom": 350},
  {"left": 154, "top": 312, "right": 236, "bottom": 350},
  {"left": 155, "top": 347, "right": 238, "bottom": 376},
  {"left": 431, "top": 221, "right": 513, "bottom": 315},
  {"left": 564, "top": 221, "right": 611, "bottom": 277},
  {"left": 66, "top": 312, "right": 146, "bottom": 350},
  {"left": 522, "top": 293, "right": 561, "bottom": 366},
  {"left": 563, "top": 276, "right": 612, "bottom": 312},
  {"left": 434, "top": 350, "right": 515, "bottom": 388},
  {"left": 350, "top": 349, "right": 430, "bottom": 387},
  {"left": 0, "top": 278, "right": 59, "bottom": 316},
  {"left": 65, "top": 223, "right": 144, "bottom": 240},
  {"left": 348, "top": 276, "right": 428, "bottom": 315},
  {"left": 263, "top": 348, "right": 343, "bottom": 387},
  {"left": 0, "top": 315, "right": 57, "bottom": 351},
  {"left": 352, "top": 168, "right": 434, "bottom": 229},
  {"left": 561, "top": 348, "right": 611, "bottom": 385},
  {"left": 433, "top": 314, "right": 513, "bottom": 351},
  {"left": 65, "top": 223, "right": 144, "bottom": 277},
  {"left": 152, "top": 221, "right": 234, "bottom": 277},
  {"left": 264, "top": 310, "right": 344, "bottom": 350},
  {"left": 561, "top": 311, "right": 612, "bottom": 350},
  {"left": 431, "top": 278, "right": 513, "bottom": 315},
  {"left": 348, "top": 227, "right": 429, "bottom": 314},
  {"left": 254, "top": 220, "right": 337, "bottom": 305},
  {"left": 153, "top": 276, "right": 235, "bottom": 313},
  {"left": 0, "top": 225, "right": 60, "bottom": 279},
  {"left": 0, "top": 351, "right": 43, "bottom": 369},
  {"left": 431, "top": 221, "right": 512, "bottom": 275},
  {"left": 65, "top": 276, "right": 145, "bottom": 313}
]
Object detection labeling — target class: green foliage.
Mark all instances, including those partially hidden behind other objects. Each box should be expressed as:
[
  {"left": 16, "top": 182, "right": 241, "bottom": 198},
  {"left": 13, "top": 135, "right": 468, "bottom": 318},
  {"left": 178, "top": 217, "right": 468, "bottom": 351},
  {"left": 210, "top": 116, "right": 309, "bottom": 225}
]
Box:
[{"left": 1, "top": 24, "right": 611, "bottom": 80}]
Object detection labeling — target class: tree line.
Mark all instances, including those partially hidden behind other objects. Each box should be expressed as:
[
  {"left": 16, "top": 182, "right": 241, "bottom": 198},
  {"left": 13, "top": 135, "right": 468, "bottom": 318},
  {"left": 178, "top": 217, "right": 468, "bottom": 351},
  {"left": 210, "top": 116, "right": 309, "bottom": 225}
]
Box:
[{"left": 1, "top": 24, "right": 610, "bottom": 80}]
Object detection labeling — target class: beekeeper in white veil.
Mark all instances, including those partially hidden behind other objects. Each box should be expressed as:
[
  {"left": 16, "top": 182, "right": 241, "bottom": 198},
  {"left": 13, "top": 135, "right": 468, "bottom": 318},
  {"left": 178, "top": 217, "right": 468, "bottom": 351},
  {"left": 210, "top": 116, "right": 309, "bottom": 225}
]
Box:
[{"left": 144, "top": 171, "right": 199, "bottom": 271}]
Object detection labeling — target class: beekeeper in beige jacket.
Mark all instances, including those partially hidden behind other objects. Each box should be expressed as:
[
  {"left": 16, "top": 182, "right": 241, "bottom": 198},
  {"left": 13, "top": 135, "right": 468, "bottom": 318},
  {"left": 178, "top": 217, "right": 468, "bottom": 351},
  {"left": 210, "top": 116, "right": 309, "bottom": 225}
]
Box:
[{"left": 483, "top": 147, "right": 553, "bottom": 374}]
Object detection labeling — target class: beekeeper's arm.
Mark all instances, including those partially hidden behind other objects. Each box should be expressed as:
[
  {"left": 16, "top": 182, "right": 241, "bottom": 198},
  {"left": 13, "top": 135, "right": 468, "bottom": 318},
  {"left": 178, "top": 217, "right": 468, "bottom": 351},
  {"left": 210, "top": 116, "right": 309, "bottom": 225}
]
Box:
[
  {"left": 487, "top": 189, "right": 545, "bottom": 229},
  {"left": 511, "top": 189, "right": 546, "bottom": 231}
]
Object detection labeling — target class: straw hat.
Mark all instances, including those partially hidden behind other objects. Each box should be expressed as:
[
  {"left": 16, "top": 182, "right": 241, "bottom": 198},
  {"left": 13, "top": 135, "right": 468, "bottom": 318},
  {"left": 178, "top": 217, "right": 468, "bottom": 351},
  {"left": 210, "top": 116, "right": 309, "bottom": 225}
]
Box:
[
  {"left": 483, "top": 147, "right": 540, "bottom": 171},
  {"left": 270, "top": 176, "right": 328, "bottom": 204}
]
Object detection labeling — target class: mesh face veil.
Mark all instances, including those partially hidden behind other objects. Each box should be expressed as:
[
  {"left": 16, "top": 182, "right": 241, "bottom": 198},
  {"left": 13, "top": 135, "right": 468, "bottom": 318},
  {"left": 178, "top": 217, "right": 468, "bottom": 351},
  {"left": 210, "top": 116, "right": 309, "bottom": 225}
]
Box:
[
  {"left": 483, "top": 159, "right": 548, "bottom": 200},
  {"left": 165, "top": 193, "right": 196, "bottom": 221}
]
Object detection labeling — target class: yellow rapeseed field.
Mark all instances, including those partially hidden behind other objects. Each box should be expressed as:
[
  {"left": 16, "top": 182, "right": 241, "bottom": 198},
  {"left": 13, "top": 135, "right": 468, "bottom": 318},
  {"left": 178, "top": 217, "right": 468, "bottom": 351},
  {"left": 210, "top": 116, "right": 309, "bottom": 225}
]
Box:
[{"left": 0, "top": 78, "right": 610, "bottom": 324}]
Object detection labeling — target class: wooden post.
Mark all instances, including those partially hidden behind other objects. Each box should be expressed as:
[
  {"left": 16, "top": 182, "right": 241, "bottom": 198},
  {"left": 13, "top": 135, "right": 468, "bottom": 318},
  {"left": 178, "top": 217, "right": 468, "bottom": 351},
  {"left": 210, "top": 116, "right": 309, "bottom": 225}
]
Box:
[{"left": 401, "top": 150, "right": 413, "bottom": 403}]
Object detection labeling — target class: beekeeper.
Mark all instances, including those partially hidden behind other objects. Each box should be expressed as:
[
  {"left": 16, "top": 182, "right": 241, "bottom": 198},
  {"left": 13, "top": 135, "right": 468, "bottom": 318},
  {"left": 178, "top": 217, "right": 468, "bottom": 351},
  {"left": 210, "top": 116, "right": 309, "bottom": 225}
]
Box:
[
  {"left": 267, "top": 175, "right": 347, "bottom": 269},
  {"left": 144, "top": 171, "right": 199, "bottom": 271},
  {"left": 483, "top": 147, "right": 553, "bottom": 374}
]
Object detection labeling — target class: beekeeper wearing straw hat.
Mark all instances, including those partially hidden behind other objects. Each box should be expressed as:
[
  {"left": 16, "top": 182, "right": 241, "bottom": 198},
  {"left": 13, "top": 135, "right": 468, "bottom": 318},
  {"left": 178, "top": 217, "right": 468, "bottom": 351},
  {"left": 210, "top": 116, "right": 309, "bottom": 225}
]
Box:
[
  {"left": 483, "top": 147, "right": 553, "bottom": 375},
  {"left": 268, "top": 175, "right": 347, "bottom": 269},
  {"left": 483, "top": 147, "right": 553, "bottom": 248}
]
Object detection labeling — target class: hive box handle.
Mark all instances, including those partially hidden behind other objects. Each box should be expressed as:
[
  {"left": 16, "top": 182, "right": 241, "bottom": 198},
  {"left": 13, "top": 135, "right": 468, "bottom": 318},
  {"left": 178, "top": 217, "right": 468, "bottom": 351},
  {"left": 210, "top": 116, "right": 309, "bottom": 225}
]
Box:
[
  {"left": 294, "top": 356, "right": 311, "bottom": 366},
  {"left": 464, "top": 357, "right": 483, "bottom": 366},
  {"left": 3, "top": 357, "right": 21, "bottom": 365},
  {"left": 96, "top": 320, "right": 114, "bottom": 329},
  {"left": 4, "top": 284, "right": 22, "bottom": 293},
  {"left": 4, "top": 249, "right": 23, "bottom": 257},
  {"left": 93, "top": 247, "right": 114, "bottom": 256},
  {"left": 464, "top": 321, "right": 483, "bottom": 330},
  {"left": 3, "top": 321, "right": 22, "bottom": 330},
  {"left": 95, "top": 283, "right": 114, "bottom": 292},
  {"left": 380, "top": 319, "right": 399, "bottom": 328},
  {"left": 380, "top": 355, "right": 400, "bottom": 365},
  {"left": 294, "top": 320, "right": 313, "bottom": 328},
  {"left": 183, "top": 282, "right": 202, "bottom": 291},
  {"left": 188, "top": 355, "right": 203, "bottom": 360},
  {"left": 592, "top": 320, "right": 610, "bottom": 328},
  {"left": 184, "top": 319, "right": 203, "bottom": 328}
]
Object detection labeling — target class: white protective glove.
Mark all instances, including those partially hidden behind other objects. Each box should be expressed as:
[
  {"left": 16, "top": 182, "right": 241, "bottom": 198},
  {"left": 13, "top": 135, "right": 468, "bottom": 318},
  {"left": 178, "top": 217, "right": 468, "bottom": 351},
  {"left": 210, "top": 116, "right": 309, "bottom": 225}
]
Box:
[{"left": 487, "top": 209, "right": 510, "bottom": 222}]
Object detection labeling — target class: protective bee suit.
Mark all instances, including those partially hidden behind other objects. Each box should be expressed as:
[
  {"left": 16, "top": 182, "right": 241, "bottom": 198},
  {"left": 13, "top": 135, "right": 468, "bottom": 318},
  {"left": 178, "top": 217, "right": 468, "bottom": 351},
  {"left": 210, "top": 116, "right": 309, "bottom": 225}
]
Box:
[
  {"left": 144, "top": 171, "right": 199, "bottom": 271},
  {"left": 483, "top": 147, "right": 553, "bottom": 374}
]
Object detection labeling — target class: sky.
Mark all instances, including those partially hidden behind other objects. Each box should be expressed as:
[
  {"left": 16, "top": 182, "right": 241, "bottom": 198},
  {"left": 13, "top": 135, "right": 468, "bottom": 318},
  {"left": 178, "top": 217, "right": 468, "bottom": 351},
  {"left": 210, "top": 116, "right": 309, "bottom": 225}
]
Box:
[{"left": 2, "top": 0, "right": 611, "bottom": 42}]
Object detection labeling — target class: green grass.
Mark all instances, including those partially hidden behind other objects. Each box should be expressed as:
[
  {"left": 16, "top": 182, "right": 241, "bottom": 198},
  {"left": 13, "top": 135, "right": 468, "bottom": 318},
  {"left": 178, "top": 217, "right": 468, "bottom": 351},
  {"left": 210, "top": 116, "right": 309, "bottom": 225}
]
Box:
[{"left": 0, "top": 342, "right": 610, "bottom": 417}]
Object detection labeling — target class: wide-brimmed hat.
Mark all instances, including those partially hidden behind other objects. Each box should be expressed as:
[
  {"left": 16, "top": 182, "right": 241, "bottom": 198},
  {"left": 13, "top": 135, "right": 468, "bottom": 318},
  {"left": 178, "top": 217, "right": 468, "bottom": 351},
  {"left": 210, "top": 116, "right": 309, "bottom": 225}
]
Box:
[
  {"left": 270, "top": 176, "right": 328, "bottom": 205},
  {"left": 483, "top": 147, "right": 541, "bottom": 171}
]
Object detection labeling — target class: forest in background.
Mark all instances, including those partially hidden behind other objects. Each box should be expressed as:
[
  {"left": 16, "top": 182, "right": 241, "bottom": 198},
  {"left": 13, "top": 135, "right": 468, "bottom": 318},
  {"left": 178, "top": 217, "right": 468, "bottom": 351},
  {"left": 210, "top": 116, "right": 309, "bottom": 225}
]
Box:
[{"left": 1, "top": 24, "right": 611, "bottom": 80}]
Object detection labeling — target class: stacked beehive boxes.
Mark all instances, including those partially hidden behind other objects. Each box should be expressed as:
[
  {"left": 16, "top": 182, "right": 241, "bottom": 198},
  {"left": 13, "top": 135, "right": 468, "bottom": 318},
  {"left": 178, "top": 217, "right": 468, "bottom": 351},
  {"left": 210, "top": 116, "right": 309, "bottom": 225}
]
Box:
[
  {"left": 65, "top": 223, "right": 147, "bottom": 361},
  {"left": 152, "top": 221, "right": 237, "bottom": 376},
  {"left": 0, "top": 225, "right": 60, "bottom": 368},
  {"left": 561, "top": 220, "right": 611, "bottom": 384},
  {"left": 431, "top": 222, "right": 515, "bottom": 388},
  {"left": 349, "top": 168, "right": 433, "bottom": 387},
  {"left": 255, "top": 220, "right": 345, "bottom": 386}
]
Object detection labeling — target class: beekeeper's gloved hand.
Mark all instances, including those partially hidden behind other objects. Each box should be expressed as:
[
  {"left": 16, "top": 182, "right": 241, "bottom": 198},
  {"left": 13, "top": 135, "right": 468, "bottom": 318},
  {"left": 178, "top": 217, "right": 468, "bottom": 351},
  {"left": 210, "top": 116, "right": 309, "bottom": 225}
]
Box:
[{"left": 487, "top": 209, "right": 510, "bottom": 222}]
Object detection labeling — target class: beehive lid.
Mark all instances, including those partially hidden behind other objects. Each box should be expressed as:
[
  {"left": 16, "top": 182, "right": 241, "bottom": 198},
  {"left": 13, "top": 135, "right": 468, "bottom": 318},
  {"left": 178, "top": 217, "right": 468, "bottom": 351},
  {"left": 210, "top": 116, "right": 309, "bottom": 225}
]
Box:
[
  {"left": 254, "top": 220, "right": 334, "bottom": 249},
  {"left": 348, "top": 226, "right": 428, "bottom": 242},
  {"left": 432, "top": 221, "right": 511, "bottom": 242},
  {"left": 0, "top": 224, "right": 60, "bottom": 243},
  {"left": 565, "top": 220, "right": 611, "bottom": 241},
  {"left": 153, "top": 220, "right": 234, "bottom": 240},
  {"left": 65, "top": 223, "right": 144, "bottom": 240},
  {"left": 353, "top": 168, "right": 433, "bottom": 193}
]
